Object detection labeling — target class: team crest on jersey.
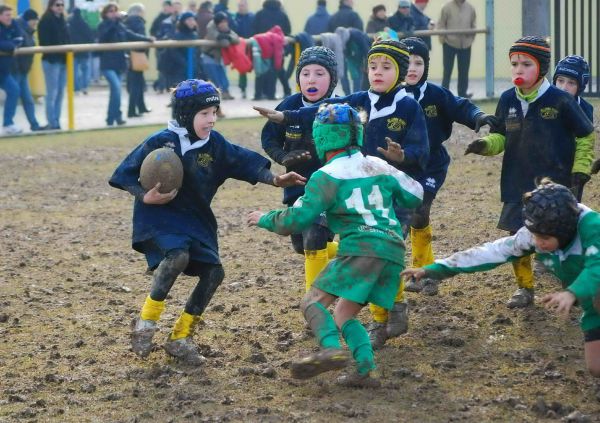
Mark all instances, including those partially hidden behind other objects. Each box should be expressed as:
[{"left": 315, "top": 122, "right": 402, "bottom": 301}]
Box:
[
  {"left": 540, "top": 107, "right": 558, "bottom": 119},
  {"left": 387, "top": 117, "right": 406, "bottom": 131},
  {"left": 424, "top": 105, "right": 437, "bottom": 118},
  {"left": 197, "top": 153, "right": 213, "bottom": 167}
]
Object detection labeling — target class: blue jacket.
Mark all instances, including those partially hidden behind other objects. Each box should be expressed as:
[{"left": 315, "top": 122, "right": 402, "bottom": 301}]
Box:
[
  {"left": 388, "top": 11, "right": 414, "bottom": 36},
  {"left": 304, "top": 5, "right": 330, "bottom": 35},
  {"left": 234, "top": 12, "right": 254, "bottom": 38},
  {"left": 410, "top": 4, "right": 432, "bottom": 49},
  {"left": 253, "top": 0, "right": 291, "bottom": 35},
  {"left": 328, "top": 5, "right": 363, "bottom": 32},
  {"left": 13, "top": 18, "right": 33, "bottom": 74},
  {"left": 0, "top": 20, "right": 22, "bottom": 77},
  {"left": 98, "top": 18, "right": 151, "bottom": 72}
]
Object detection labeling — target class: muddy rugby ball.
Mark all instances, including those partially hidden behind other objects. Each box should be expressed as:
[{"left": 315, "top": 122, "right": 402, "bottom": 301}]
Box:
[{"left": 139, "top": 148, "right": 184, "bottom": 193}]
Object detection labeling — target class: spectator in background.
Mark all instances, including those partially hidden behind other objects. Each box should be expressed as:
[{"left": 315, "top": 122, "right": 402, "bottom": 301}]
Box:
[
  {"left": 150, "top": 1, "right": 173, "bottom": 93},
  {"left": 158, "top": 1, "right": 183, "bottom": 40},
  {"left": 161, "top": 12, "right": 199, "bottom": 87},
  {"left": 124, "top": 3, "right": 152, "bottom": 118},
  {"left": 388, "top": 0, "right": 414, "bottom": 37},
  {"left": 366, "top": 4, "right": 388, "bottom": 34},
  {"left": 0, "top": 5, "right": 23, "bottom": 135},
  {"left": 196, "top": 1, "right": 213, "bottom": 39},
  {"left": 203, "top": 11, "right": 239, "bottom": 99},
  {"left": 38, "top": 0, "right": 70, "bottom": 130},
  {"left": 14, "top": 9, "right": 43, "bottom": 132},
  {"left": 438, "top": 0, "right": 476, "bottom": 98},
  {"left": 328, "top": 0, "right": 362, "bottom": 32},
  {"left": 68, "top": 8, "right": 94, "bottom": 95},
  {"left": 234, "top": 0, "right": 254, "bottom": 99},
  {"left": 187, "top": 1, "right": 198, "bottom": 14},
  {"left": 304, "top": 0, "right": 329, "bottom": 36},
  {"left": 97, "top": 2, "right": 152, "bottom": 126},
  {"left": 410, "top": 0, "right": 434, "bottom": 49},
  {"left": 214, "top": 0, "right": 235, "bottom": 30}
]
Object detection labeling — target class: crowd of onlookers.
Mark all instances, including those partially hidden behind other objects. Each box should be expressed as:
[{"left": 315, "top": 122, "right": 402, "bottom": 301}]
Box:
[{"left": 0, "top": 0, "right": 477, "bottom": 135}]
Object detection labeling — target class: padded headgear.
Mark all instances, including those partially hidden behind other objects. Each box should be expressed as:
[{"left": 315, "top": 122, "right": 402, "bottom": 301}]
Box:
[
  {"left": 368, "top": 39, "right": 410, "bottom": 92},
  {"left": 509, "top": 36, "right": 551, "bottom": 80},
  {"left": 171, "top": 79, "right": 220, "bottom": 137},
  {"left": 312, "top": 103, "right": 364, "bottom": 162},
  {"left": 553, "top": 55, "right": 590, "bottom": 96},
  {"left": 522, "top": 179, "right": 580, "bottom": 249},
  {"left": 402, "top": 36, "right": 429, "bottom": 84},
  {"left": 295, "top": 46, "right": 338, "bottom": 100}
]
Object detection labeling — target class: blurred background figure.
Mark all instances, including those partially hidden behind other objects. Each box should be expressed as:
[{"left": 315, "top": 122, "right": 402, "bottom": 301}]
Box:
[
  {"left": 68, "top": 8, "right": 94, "bottom": 95},
  {"left": 304, "top": 0, "right": 329, "bottom": 36},
  {"left": 124, "top": 3, "right": 152, "bottom": 118},
  {"left": 366, "top": 4, "right": 388, "bottom": 33}
]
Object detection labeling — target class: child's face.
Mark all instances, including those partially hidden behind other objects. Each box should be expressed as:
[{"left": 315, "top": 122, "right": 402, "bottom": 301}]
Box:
[
  {"left": 510, "top": 54, "right": 539, "bottom": 89},
  {"left": 299, "top": 64, "right": 331, "bottom": 102},
  {"left": 531, "top": 233, "right": 560, "bottom": 252},
  {"left": 193, "top": 106, "right": 218, "bottom": 139},
  {"left": 555, "top": 75, "right": 578, "bottom": 96},
  {"left": 368, "top": 55, "right": 398, "bottom": 93},
  {"left": 406, "top": 54, "right": 425, "bottom": 86}
]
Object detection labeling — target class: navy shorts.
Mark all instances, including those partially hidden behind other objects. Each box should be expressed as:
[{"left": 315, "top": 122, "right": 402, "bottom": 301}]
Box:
[
  {"left": 584, "top": 327, "right": 600, "bottom": 343},
  {"left": 416, "top": 166, "right": 448, "bottom": 196},
  {"left": 140, "top": 234, "right": 218, "bottom": 276}
]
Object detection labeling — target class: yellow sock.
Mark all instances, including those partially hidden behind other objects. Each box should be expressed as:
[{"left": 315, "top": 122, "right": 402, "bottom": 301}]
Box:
[
  {"left": 305, "top": 248, "right": 329, "bottom": 292},
  {"left": 394, "top": 278, "right": 405, "bottom": 302},
  {"left": 369, "top": 303, "right": 389, "bottom": 323},
  {"left": 512, "top": 255, "right": 534, "bottom": 289},
  {"left": 411, "top": 225, "right": 434, "bottom": 267},
  {"left": 140, "top": 296, "right": 165, "bottom": 321},
  {"left": 170, "top": 311, "right": 199, "bottom": 340},
  {"left": 326, "top": 241, "right": 338, "bottom": 259}
]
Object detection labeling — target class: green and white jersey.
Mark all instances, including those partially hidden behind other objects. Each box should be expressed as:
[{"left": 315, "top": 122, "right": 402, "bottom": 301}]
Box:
[
  {"left": 258, "top": 151, "right": 423, "bottom": 264},
  {"left": 424, "top": 205, "right": 600, "bottom": 331}
]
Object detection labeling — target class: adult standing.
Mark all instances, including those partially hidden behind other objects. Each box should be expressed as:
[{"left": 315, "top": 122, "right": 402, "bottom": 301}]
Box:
[
  {"left": 214, "top": 0, "right": 235, "bottom": 30},
  {"left": 14, "top": 9, "right": 43, "bottom": 132},
  {"left": 97, "top": 2, "right": 152, "bottom": 126},
  {"left": 203, "top": 11, "right": 239, "bottom": 99},
  {"left": 328, "top": 0, "right": 362, "bottom": 32},
  {"left": 38, "top": 0, "right": 70, "bottom": 130},
  {"left": 196, "top": 1, "right": 213, "bottom": 39},
  {"left": 150, "top": 1, "right": 173, "bottom": 93},
  {"left": 234, "top": 0, "right": 254, "bottom": 99},
  {"left": 438, "top": 0, "right": 476, "bottom": 98},
  {"left": 388, "top": 0, "right": 415, "bottom": 37},
  {"left": 0, "top": 5, "right": 23, "bottom": 135},
  {"left": 410, "top": 0, "right": 434, "bottom": 49},
  {"left": 366, "top": 5, "right": 388, "bottom": 34},
  {"left": 304, "top": 0, "right": 329, "bottom": 36},
  {"left": 124, "top": 3, "right": 151, "bottom": 118},
  {"left": 68, "top": 8, "right": 95, "bottom": 95}
]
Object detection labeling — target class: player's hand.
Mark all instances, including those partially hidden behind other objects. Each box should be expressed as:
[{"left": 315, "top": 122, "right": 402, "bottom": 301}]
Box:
[
  {"left": 400, "top": 268, "right": 427, "bottom": 282},
  {"left": 464, "top": 139, "right": 487, "bottom": 155},
  {"left": 591, "top": 159, "right": 600, "bottom": 175},
  {"left": 474, "top": 113, "right": 500, "bottom": 132},
  {"left": 539, "top": 291, "right": 576, "bottom": 318},
  {"left": 143, "top": 183, "right": 177, "bottom": 205},
  {"left": 253, "top": 106, "right": 285, "bottom": 124},
  {"left": 281, "top": 150, "right": 312, "bottom": 168},
  {"left": 377, "top": 137, "right": 405, "bottom": 164},
  {"left": 247, "top": 211, "right": 265, "bottom": 226},
  {"left": 274, "top": 171, "right": 307, "bottom": 188}
]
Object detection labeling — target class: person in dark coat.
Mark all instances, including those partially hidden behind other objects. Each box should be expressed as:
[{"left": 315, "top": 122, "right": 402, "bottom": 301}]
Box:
[
  {"left": 214, "top": 0, "right": 235, "bottom": 31},
  {"left": 234, "top": 0, "right": 254, "bottom": 98},
  {"left": 0, "top": 5, "right": 24, "bottom": 134},
  {"left": 13, "top": 9, "right": 42, "bottom": 131},
  {"left": 97, "top": 2, "right": 152, "bottom": 126},
  {"left": 410, "top": 0, "right": 434, "bottom": 49},
  {"left": 38, "top": 0, "right": 70, "bottom": 130},
  {"left": 388, "top": 0, "right": 415, "bottom": 37},
  {"left": 366, "top": 4, "right": 388, "bottom": 33},
  {"left": 328, "top": 0, "right": 363, "bottom": 32},
  {"left": 124, "top": 3, "right": 152, "bottom": 118},
  {"left": 150, "top": 1, "right": 174, "bottom": 37},
  {"left": 304, "top": 0, "right": 329, "bottom": 35},
  {"left": 196, "top": 1, "right": 213, "bottom": 38},
  {"left": 161, "top": 12, "right": 199, "bottom": 88},
  {"left": 68, "top": 8, "right": 95, "bottom": 95}
]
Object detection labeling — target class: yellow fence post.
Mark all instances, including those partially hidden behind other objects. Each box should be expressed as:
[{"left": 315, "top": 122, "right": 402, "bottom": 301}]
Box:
[{"left": 66, "top": 51, "right": 75, "bottom": 131}]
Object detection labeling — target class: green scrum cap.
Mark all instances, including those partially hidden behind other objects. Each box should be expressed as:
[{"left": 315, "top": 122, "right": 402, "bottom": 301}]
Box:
[{"left": 312, "top": 103, "right": 364, "bottom": 161}]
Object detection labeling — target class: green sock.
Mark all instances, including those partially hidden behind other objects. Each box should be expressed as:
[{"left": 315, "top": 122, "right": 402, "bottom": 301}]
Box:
[
  {"left": 304, "top": 302, "right": 341, "bottom": 349},
  {"left": 341, "top": 318, "right": 375, "bottom": 375}
]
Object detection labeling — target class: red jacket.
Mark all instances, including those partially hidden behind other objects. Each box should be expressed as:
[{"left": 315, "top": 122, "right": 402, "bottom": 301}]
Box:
[
  {"left": 222, "top": 37, "right": 253, "bottom": 74},
  {"left": 253, "top": 25, "right": 285, "bottom": 70}
]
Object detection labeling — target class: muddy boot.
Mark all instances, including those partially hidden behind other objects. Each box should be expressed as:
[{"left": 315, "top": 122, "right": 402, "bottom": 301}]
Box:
[
  {"left": 533, "top": 258, "right": 550, "bottom": 277},
  {"left": 163, "top": 336, "right": 206, "bottom": 365},
  {"left": 421, "top": 278, "right": 440, "bottom": 296},
  {"left": 386, "top": 301, "right": 408, "bottom": 338},
  {"left": 131, "top": 318, "right": 158, "bottom": 358},
  {"left": 336, "top": 371, "right": 381, "bottom": 388},
  {"left": 366, "top": 322, "right": 388, "bottom": 350},
  {"left": 290, "top": 348, "right": 350, "bottom": 379},
  {"left": 404, "top": 277, "right": 423, "bottom": 292},
  {"left": 506, "top": 288, "right": 534, "bottom": 309}
]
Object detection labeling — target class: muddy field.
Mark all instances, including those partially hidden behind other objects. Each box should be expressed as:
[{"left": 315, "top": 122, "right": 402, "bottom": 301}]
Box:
[{"left": 2, "top": 115, "right": 600, "bottom": 423}]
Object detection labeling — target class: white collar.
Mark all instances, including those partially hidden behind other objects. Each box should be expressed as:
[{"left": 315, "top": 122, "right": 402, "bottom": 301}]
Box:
[
  {"left": 403, "top": 82, "right": 428, "bottom": 103},
  {"left": 167, "top": 120, "right": 210, "bottom": 156},
  {"left": 367, "top": 88, "right": 407, "bottom": 122}
]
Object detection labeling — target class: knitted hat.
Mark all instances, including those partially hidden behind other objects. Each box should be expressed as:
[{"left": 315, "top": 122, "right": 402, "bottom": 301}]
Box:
[
  {"left": 312, "top": 103, "right": 364, "bottom": 162},
  {"left": 171, "top": 79, "right": 220, "bottom": 137},
  {"left": 179, "top": 11, "right": 196, "bottom": 22},
  {"left": 296, "top": 46, "right": 338, "bottom": 100},
  {"left": 22, "top": 9, "right": 39, "bottom": 21},
  {"left": 372, "top": 5, "right": 386, "bottom": 14},
  {"left": 368, "top": 39, "right": 410, "bottom": 92},
  {"left": 509, "top": 36, "right": 551, "bottom": 80},
  {"left": 213, "top": 11, "right": 228, "bottom": 24},
  {"left": 553, "top": 55, "right": 590, "bottom": 96},
  {"left": 402, "top": 36, "right": 429, "bottom": 83},
  {"left": 398, "top": 0, "right": 411, "bottom": 8},
  {"left": 522, "top": 179, "right": 580, "bottom": 249}
]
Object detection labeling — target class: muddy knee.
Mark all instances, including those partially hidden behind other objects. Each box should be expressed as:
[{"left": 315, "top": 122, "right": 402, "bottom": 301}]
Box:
[{"left": 150, "top": 249, "right": 190, "bottom": 300}]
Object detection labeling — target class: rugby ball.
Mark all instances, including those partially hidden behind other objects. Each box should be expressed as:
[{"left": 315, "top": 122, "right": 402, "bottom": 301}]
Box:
[{"left": 139, "top": 148, "right": 183, "bottom": 193}]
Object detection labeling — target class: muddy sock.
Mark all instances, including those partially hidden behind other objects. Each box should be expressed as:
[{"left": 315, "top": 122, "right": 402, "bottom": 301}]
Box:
[
  {"left": 369, "top": 303, "right": 389, "bottom": 323},
  {"left": 304, "top": 302, "right": 341, "bottom": 349},
  {"left": 170, "top": 311, "right": 199, "bottom": 340},
  {"left": 341, "top": 318, "right": 375, "bottom": 375},
  {"left": 410, "top": 225, "right": 434, "bottom": 267},
  {"left": 393, "top": 277, "right": 405, "bottom": 302},
  {"left": 512, "top": 255, "right": 533, "bottom": 289},
  {"left": 140, "top": 296, "right": 165, "bottom": 321}
]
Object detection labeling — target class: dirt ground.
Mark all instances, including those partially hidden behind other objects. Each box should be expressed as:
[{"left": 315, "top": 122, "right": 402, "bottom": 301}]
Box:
[{"left": 2, "top": 114, "right": 600, "bottom": 423}]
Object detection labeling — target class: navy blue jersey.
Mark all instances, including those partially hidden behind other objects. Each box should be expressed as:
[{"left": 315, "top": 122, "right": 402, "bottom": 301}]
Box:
[
  {"left": 493, "top": 83, "right": 594, "bottom": 202},
  {"left": 261, "top": 93, "right": 322, "bottom": 205},
  {"left": 579, "top": 97, "right": 594, "bottom": 122},
  {"left": 287, "top": 86, "right": 429, "bottom": 179},
  {"left": 109, "top": 127, "right": 270, "bottom": 265}
]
